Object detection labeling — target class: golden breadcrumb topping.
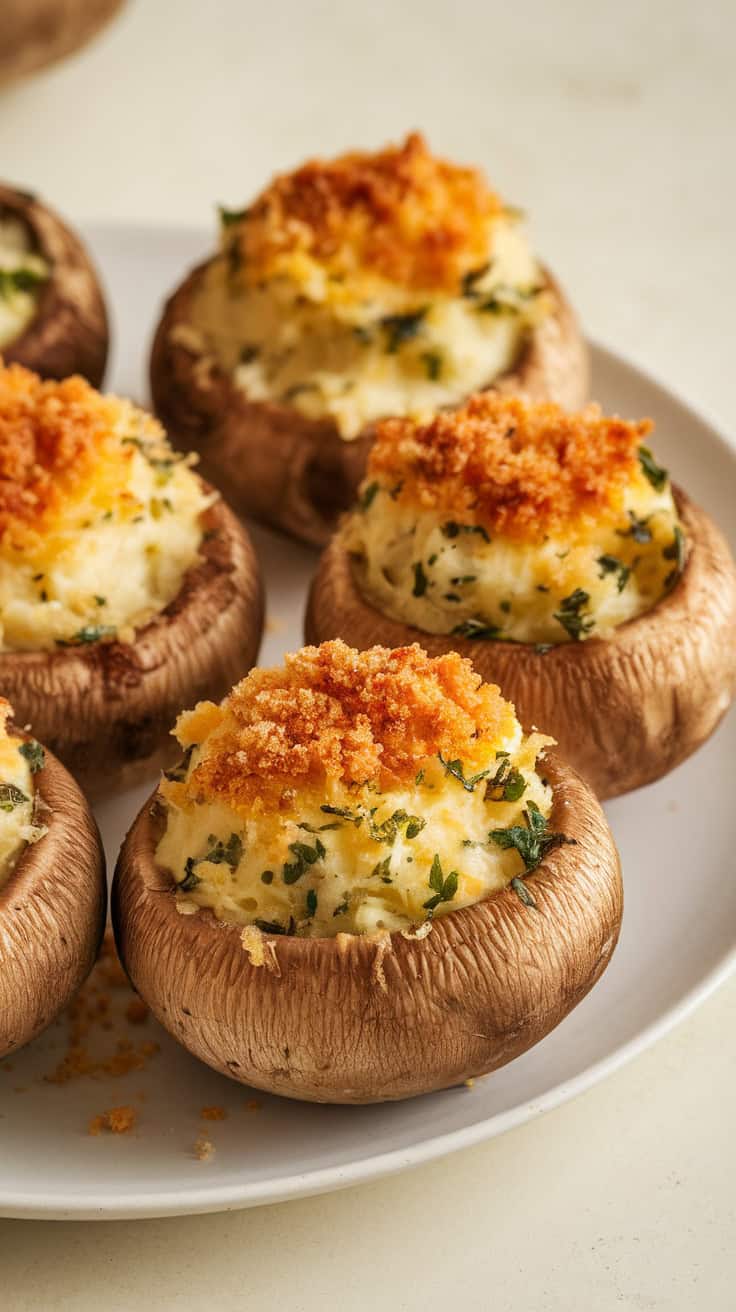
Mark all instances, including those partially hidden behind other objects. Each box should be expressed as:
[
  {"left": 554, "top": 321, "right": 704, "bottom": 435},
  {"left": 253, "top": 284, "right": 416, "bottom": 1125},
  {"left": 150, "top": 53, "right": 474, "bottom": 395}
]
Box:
[
  {"left": 88, "top": 1106, "right": 138, "bottom": 1136},
  {"left": 0, "top": 361, "right": 170, "bottom": 545},
  {"left": 227, "top": 132, "right": 503, "bottom": 293},
  {"left": 367, "top": 393, "right": 652, "bottom": 542},
  {"left": 174, "top": 640, "right": 512, "bottom": 809}
]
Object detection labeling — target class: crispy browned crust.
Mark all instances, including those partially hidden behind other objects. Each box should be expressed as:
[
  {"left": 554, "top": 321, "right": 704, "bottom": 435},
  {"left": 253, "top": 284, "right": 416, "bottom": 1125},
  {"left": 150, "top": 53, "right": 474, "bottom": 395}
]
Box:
[
  {"left": 149, "top": 261, "right": 589, "bottom": 548},
  {"left": 0, "top": 488, "right": 264, "bottom": 798},
  {"left": 305, "top": 490, "right": 736, "bottom": 799},
  {"left": 0, "top": 184, "right": 109, "bottom": 385},
  {"left": 0, "top": 737, "right": 106, "bottom": 1058},
  {"left": 0, "top": 2, "right": 125, "bottom": 86},
  {"left": 112, "top": 754, "right": 621, "bottom": 1104}
]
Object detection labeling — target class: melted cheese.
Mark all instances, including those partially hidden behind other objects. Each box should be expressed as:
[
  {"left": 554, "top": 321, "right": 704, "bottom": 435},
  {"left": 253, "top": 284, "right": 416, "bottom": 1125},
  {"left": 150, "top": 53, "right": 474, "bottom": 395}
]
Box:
[
  {"left": 0, "top": 218, "right": 49, "bottom": 349},
  {"left": 0, "top": 372, "right": 212, "bottom": 651},
  {"left": 0, "top": 702, "right": 44, "bottom": 888},
  {"left": 155, "top": 641, "right": 559, "bottom": 937}
]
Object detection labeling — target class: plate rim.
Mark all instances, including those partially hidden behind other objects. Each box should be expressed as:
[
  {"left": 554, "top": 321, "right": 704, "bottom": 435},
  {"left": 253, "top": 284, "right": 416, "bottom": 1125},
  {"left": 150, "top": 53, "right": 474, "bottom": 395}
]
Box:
[{"left": 3, "top": 228, "right": 735, "bottom": 1218}]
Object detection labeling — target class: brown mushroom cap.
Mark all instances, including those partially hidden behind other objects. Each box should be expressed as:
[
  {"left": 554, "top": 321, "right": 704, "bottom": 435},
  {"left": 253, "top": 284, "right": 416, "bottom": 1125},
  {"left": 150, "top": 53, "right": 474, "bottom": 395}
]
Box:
[
  {"left": 112, "top": 753, "right": 621, "bottom": 1104},
  {"left": 306, "top": 489, "right": 736, "bottom": 799},
  {"left": 0, "top": 183, "right": 109, "bottom": 385},
  {"left": 0, "top": 735, "right": 106, "bottom": 1058},
  {"left": 0, "top": 2, "right": 125, "bottom": 86},
  {"left": 0, "top": 487, "right": 265, "bottom": 799},
  {"left": 149, "top": 263, "right": 589, "bottom": 548}
]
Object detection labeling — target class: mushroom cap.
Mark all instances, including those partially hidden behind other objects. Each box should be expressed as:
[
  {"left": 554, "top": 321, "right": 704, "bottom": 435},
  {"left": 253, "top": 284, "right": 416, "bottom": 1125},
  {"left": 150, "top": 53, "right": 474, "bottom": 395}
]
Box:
[
  {"left": 149, "top": 263, "right": 589, "bottom": 547},
  {"left": 0, "top": 182, "right": 109, "bottom": 385},
  {"left": 0, "top": 736, "right": 106, "bottom": 1058},
  {"left": 305, "top": 489, "right": 736, "bottom": 799},
  {"left": 0, "top": 2, "right": 125, "bottom": 87},
  {"left": 112, "top": 754, "right": 621, "bottom": 1104},
  {"left": 0, "top": 487, "right": 265, "bottom": 798}
]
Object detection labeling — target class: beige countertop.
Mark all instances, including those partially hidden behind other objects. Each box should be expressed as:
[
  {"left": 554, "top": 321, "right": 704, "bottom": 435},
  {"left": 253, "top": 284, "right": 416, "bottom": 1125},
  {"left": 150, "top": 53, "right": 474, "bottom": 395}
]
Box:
[{"left": 0, "top": 1, "right": 733, "bottom": 1307}]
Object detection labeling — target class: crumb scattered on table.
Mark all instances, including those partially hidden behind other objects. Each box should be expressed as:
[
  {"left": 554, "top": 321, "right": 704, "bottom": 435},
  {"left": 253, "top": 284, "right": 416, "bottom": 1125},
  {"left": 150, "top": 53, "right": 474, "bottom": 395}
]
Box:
[
  {"left": 194, "top": 1133, "right": 214, "bottom": 1161},
  {"left": 88, "top": 1105, "right": 137, "bottom": 1136},
  {"left": 200, "top": 1105, "right": 227, "bottom": 1121}
]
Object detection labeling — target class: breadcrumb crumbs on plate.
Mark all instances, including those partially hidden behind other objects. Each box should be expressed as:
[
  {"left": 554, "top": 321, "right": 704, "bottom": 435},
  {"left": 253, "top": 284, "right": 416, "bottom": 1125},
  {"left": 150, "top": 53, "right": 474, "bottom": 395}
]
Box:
[
  {"left": 194, "top": 1134, "right": 215, "bottom": 1162},
  {"left": 245, "top": 1098, "right": 262, "bottom": 1112},
  {"left": 226, "top": 132, "right": 503, "bottom": 294},
  {"left": 170, "top": 639, "right": 513, "bottom": 812},
  {"left": 88, "top": 1105, "right": 137, "bottom": 1136},
  {"left": 200, "top": 1105, "right": 227, "bottom": 1122},
  {"left": 365, "top": 393, "right": 653, "bottom": 543}
]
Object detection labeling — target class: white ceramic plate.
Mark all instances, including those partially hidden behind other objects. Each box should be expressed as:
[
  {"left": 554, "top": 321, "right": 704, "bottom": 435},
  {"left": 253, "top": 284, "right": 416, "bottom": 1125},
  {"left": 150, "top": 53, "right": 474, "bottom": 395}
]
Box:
[{"left": 0, "top": 226, "right": 734, "bottom": 1221}]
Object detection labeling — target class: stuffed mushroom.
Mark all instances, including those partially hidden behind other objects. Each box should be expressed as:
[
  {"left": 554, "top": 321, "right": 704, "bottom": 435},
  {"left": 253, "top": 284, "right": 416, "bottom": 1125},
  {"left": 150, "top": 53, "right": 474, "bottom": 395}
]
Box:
[
  {"left": 150, "top": 132, "right": 588, "bottom": 547},
  {"left": 0, "top": 362, "right": 264, "bottom": 796},
  {"left": 113, "top": 640, "right": 620, "bottom": 1104},
  {"left": 0, "top": 184, "right": 109, "bottom": 385},
  {"left": 306, "top": 394, "right": 736, "bottom": 798},
  {"left": 0, "top": 700, "right": 105, "bottom": 1057}
]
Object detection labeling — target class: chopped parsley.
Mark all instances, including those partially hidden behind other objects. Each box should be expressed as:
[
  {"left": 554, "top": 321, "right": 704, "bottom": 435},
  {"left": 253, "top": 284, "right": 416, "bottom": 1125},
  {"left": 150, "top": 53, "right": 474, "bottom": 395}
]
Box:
[
  {"left": 663, "top": 525, "right": 685, "bottom": 586},
  {"left": 553, "top": 589, "right": 594, "bottom": 641},
  {"left": 597, "top": 554, "right": 631, "bottom": 593},
  {"left": 371, "top": 855, "right": 392, "bottom": 881},
  {"left": 452, "top": 618, "right": 502, "bottom": 640},
  {"left": 441, "top": 521, "right": 491, "bottom": 544},
  {"left": 0, "top": 782, "right": 29, "bottom": 812},
  {"left": 18, "top": 740, "right": 45, "bottom": 773},
  {"left": 56, "top": 624, "right": 117, "bottom": 647},
  {"left": 510, "top": 877, "right": 537, "bottom": 909},
  {"left": 460, "top": 263, "right": 491, "bottom": 297},
  {"left": 412, "top": 561, "right": 429, "bottom": 597},
  {"left": 423, "top": 855, "right": 459, "bottom": 912},
  {"left": 369, "top": 810, "right": 426, "bottom": 844},
  {"left": 255, "top": 917, "right": 295, "bottom": 936},
  {"left": 638, "top": 446, "right": 668, "bottom": 492},
  {"left": 437, "top": 752, "right": 492, "bottom": 793},
  {"left": 485, "top": 758, "right": 527, "bottom": 803},
  {"left": 181, "top": 833, "right": 243, "bottom": 891},
  {"left": 305, "top": 889, "right": 318, "bottom": 917},
  {"left": 490, "top": 800, "right": 574, "bottom": 872},
  {"left": 380, "top": 308, "right": 427, "bottom": 353},
  {"left": 0, "top": 267, "right": 46, "bottom": 298},
  {"left": 283, "top": 838, "right": 325, "bottom": 884},
  {"left": 358, "top": 481, "right": 380, "bottom": 511},
  {"left": 618, "top": 510, "right": 652, "bottom": 544},
  {"left": 218, "top": 205, "right": 249, "bottom": 227},
  {"left": 421, "top": 350, "right": 443, "bottom": 381},
  {"left": 333, "top": 898, "right": 349, "bottom": 917}
]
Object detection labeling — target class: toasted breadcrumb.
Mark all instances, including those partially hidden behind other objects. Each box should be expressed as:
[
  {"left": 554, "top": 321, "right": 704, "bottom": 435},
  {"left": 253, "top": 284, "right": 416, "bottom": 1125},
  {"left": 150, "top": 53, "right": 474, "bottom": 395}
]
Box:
[
  {"left": 200, "top": 1105, "right": 227, "bottom": 1122},
  {"left": 245, "top": 1098, "right": 262, "bottom": 1112},
  {"left": 0, "top": 360, "right": 172, "bottom": 544},
  {"left": 194, "top": 1134, "right": 215, "bottom": 1162},
  {"left": 227, "top": 132, "right": 503, "bottom": 293},
  {"left": 88, "top": 1105, "right": 137, "bottom": 1136},
  {"left": 170, "top": 640, "right": 512, "bottom": 809},
  {"left": 366, "top": 394, "right": 652, "bottom": 542}
]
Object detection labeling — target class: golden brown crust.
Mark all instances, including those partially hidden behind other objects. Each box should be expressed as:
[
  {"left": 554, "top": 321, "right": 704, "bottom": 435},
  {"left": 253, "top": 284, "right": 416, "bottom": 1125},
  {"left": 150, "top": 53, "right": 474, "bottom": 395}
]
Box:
[
  {"left": 0, "top": 184, "right": 108, "bottom": 385},
  {"left": 232, "top": 132, "right": 503, "bottom": 293},
  {"left": 367, "top": 394, "right": 650, "bottom": 542},
  {"left": 306, "top": 490, "right": 736, "bottom": 799},
  {"left": 150, "top": 262, "right": 589, "bottom": 547},
  {"left": 0, "top": 1, "right": 125, "bottom": 86},
  {"left": 0, "top": 735, "right": 106, "bottom": 1058},
  {"left": 175, "top": 640, "right": 512, "bottom": 809},
  {"left": 0, "top": 489, "right": 265, "bottom": 798},
  {"left": 112, "top": 753, "right": 621, "bottom": 1103}
]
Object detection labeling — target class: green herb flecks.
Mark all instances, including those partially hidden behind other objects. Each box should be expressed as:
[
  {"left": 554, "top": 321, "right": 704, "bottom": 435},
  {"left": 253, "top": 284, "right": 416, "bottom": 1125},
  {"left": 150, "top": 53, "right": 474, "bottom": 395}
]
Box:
[
  {"left": 333, "top": 898, "right": 349, "bottom": 917},
  {"left": 0, "top": 782, "right": 29, "bottom": 812},
  {"left": 638, "top": 446, "right": 668, "bottom": 492},
  {"left": 437, "top": 752, "right": 492, "bottom": 793},
  {"left": 554, "top": 589, "right": 594, "bottom": 641},
  {"left": 218, "top": 205, "right": 249, "bottom": 227},
  {"left": 368, "top": 810, "right": 426, "bottom": 845},
  {"left": 358, "top": 480, "right": 380, "bottom": 511},
  {"left": 490, "top": 800, "right": 575, "bottom": 873},
  {"left": 423, "top": 855, "right": 459, "bottom": 912},
  {"left": 305, "top": 889, "right": 318, "bottom": 917},
  {"left": 485, "top": 757, "right": 527, "bottom": 803},
  {"left": 452, "top": 618, "right": 502, "bottom": 640},
  {"left": 663, "top": 525, "right": 686, "bottom": 589},
  {"left": 460, "top": 263, "right": 491, "bottom": 297},
  {"left": 412, "top": 561, "right": 429, "bottom": 597},
  {"left": 510, "top": 877, "right": 537, "bottom": 908},
  {"left": 18, "top": 740, "right": 45, "bottom": 773},
  {"left": 597, "top": 554, "right": 631, "bottom": 594},
  {"left": 55, "top": 624, "right": 117, "bottom": 647},
  {"left": 283, "top": 838, "right": 326, "bottom": 885},
  {"left": 618, "top": 510, "right": 652, "bottom": 544},
  {"left": 371, "top": 856, "right": 392, "bottom": 882},
  {"left": 0, "top": 267, "right": 46, "bottom": 299},
  {"left": 380, "top": 308, "right": 427, "bottom": 353},
  {"left": 421, "top": 350, "right": 443, "bottom": 381},
  {"left": 441, "top": 521, "right": 490, "bottom": 544},
  {"left": 255, "top": 917, "right": 295, "bottom": 936}
]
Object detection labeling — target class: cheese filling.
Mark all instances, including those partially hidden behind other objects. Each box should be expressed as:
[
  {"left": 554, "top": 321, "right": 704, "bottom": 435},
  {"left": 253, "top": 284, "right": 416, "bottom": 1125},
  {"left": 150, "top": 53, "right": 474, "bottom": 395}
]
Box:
[
  {"left": 344, "top": 396, "right": 685, "bottom": 645},
  {"left": 0, "top": 364, "right": 213, "bottom": 651},
  {"left": 0, "top": 701, "right": 46, "bottom": 889},
  {"left": 0, "top": 217, "right": 49, "bottom": 349},
  {"left": 156, "top": 641, "right": 566, "bottom": 938},
  {"left": 173, "top": 134, "right": 550, "bottom": 439}
]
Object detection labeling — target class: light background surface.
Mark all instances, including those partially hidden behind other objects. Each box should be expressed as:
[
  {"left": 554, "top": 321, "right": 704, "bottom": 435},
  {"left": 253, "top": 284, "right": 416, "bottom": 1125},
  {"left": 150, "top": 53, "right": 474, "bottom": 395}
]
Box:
[{"left": 0, "top": 1, "right": 734, "bottom": 1307}]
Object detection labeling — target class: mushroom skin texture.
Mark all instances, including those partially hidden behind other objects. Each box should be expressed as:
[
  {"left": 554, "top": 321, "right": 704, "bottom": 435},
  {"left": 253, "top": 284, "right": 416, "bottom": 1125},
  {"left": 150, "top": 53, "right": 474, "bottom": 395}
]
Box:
[
  {"left": 0, "top": 184, "right": 109, "bottom": 385},
  {"left": 0, "top": 492, "right": 265, "bottom": 798},
  {"left": 306, "top": 490, "right": 736, "bottom": 800},
  {"left": 149, "top": 264, "right": 588, "bottom": 548},
  {"left": 0, "top": 734, "right": 106, "bottom": 1058},
  {"left": 0, "top": 2, "right": 125, "bottom": 87},
  {"left": 112, "top": 754, "right": 621, "bottom": 1104}
]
